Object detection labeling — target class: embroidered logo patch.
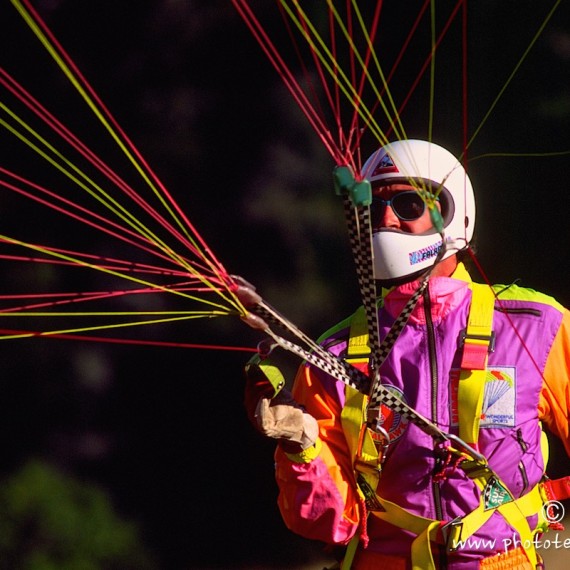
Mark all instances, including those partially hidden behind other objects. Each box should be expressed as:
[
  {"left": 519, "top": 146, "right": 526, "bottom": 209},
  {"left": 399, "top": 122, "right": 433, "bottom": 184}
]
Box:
[
  {"left": 481, "top": 367, "right": 516, "bottom": 427},
  {"left": 371, "top": 152, "right": 399, "bottom": 176},
  {"left": 374, "top": 385, "right": 409, "bottom": 443},
  {"left": 450, "top": 366, "right": 516, "bottom": 428},
  {"left": 483, "top": 475, "right": 514, "bottom": 510}
]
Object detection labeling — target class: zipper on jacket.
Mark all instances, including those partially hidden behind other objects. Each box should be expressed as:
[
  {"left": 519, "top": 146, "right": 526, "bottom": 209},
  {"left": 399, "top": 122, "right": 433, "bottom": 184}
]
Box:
[
  {"left": 516, "top": 428, "right": 530, "bottom": 496},
  {"left": 496, "top": 307, "right": 542, "bottom": 317},
  {"left": 424, "top": 284, "right": 446, "bottom": 569},
  {"left": 424, "top": 287, "right": 439, "bottom": 424},
  {"left": 423, "top": 285, "right": 444, "bottom": 523}
]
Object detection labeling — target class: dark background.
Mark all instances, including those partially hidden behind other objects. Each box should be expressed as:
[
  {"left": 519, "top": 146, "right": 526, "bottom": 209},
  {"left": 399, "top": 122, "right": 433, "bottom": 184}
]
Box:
[{"left": 1, "top": 1, "right": 570, "bottom": 569}]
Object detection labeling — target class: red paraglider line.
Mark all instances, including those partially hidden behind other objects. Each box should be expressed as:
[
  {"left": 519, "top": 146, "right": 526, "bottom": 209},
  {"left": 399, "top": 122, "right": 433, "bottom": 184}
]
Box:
[
  {"left": 0, "top": 327, "right": 257, "bottom": 352},
  {"left": 0, "top": 68, "right": 212, "bottom": 263},
  {"left": 232, "top": 0, "right": 344, "bottom": 163},
  {"left": 18, "top": 0, "right": 232, "bottom": 282}
]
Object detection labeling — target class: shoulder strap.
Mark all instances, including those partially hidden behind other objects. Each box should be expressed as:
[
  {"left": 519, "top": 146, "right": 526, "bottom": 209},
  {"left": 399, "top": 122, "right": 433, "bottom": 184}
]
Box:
[
  {"left": 460, "top": 283, "right": 496, "bottom": 370},
  {"left": 457, "top": 283, "right": 496, "bottom": 447},
  {"left": 346, "top": 305, "right": 372, "bottom": 362}
]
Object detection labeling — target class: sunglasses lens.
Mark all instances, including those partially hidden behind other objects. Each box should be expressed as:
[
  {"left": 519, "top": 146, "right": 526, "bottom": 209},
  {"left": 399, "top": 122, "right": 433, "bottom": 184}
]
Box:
[
  {"left": 371, "top": 191, "right": 427, "bottom": 225},
  {"left": 392, "top": 192, "right": 426, "bottom": 220}
]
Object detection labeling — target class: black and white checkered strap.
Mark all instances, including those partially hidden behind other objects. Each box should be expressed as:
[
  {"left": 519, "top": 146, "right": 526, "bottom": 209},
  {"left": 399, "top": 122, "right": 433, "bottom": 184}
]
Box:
[
  {"left": 342, "top": 196, "right": 429, "bottom": 399},
  {"left": 262, "top": 326, "right": 448, "bottom": 443},
  {"left": 367, "top": 277, "right": 429, "bottom": 408},
  {"left": 248, "top": 294, "right": 489, "bottom": 459},
  {"left": 249, "top": 298, "right": 451, "bottom": 443},
  {"left": 253, "top": 300, "right": 371, "bottom": 394},
  {"left": 343, "top": 198, "right": 383, "bottom": 361}
]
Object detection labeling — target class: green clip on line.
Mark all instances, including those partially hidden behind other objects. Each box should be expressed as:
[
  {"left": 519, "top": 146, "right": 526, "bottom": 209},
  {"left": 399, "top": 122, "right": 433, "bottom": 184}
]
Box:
[
  {"left": 429, "top": 203, "right": 445, "bottom": 235},
  {"left": 333, "top": 166, "right": 372, "bottom": 207}
]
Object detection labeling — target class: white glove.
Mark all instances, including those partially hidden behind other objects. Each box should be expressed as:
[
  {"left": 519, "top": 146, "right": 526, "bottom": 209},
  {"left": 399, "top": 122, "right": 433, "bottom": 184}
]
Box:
[{"left": 255, "top": 389, "right": 318, "bottom": 451}]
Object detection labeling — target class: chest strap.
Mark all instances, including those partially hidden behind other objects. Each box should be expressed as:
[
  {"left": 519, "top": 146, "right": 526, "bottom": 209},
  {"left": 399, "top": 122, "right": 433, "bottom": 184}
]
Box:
[{"left": 370, "top": 478, "right": 545, "bottom": 570}]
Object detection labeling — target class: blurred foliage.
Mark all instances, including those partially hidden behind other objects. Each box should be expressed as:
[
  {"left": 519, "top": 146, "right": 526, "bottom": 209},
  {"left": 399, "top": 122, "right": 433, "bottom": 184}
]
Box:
[{"left": 0, "top": 460, "right": 158, "bottom": 570}]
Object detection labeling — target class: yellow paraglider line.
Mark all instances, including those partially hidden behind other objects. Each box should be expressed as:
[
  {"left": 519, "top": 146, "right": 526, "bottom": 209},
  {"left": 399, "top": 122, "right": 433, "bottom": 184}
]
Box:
[
  {"left": 0, "top": 233, "right": 244, "bottom": 316},
  {"left": 463, "top": 0, "right": 564, "bottom": 157},
  {"left": 0, "top": 312, "right": 229, "bottom": 341},
  {"left": 8, "top": 0, "right": 240, "bottom": 312},
  {"left": 281, "top": 0, "right": 404, "bottom": 152}
]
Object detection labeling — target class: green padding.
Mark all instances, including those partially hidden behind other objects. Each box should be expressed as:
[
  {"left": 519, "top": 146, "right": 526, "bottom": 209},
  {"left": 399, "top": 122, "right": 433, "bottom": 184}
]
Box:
[
  {"left": 245, "top": 355, "right": 286, "bottom": 397},
  {"left": 492, "top": 283, "right": 563, "bottom": 312}
]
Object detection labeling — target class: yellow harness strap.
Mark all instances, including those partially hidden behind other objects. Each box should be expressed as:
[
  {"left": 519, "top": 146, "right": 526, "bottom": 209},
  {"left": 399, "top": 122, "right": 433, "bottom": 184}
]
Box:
[
  {"left": 347, "top": 304, "right": 372, "bottom": 361},
  {"left": 340, "top": 308, "right": 379, "bottom": 570},
  {"left": 460, "top": 283, "right": 496, "bottom": 370},
  {"left": 370, "top": 480, "right": 545, "bottom": 570},
  {"left": 457, "top": 283, "right": 496, "bottom": 447}
]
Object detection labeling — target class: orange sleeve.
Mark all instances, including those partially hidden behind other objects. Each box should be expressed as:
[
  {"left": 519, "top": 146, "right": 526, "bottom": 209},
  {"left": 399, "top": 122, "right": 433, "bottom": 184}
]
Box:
[
  {"left": 292, "top": 362, "right": 362, "bottom": 514},
  {"left": 273, "top": 363, "right": 362, "bottom": 544},
  {"left": 539, "top": 308, "right": 570, "bottom": 455}
]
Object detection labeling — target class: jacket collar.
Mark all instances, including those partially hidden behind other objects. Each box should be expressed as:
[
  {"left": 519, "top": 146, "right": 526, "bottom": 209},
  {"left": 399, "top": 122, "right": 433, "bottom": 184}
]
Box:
[{"left": 383, "top": 263, "right": 472, "bottom": 325}]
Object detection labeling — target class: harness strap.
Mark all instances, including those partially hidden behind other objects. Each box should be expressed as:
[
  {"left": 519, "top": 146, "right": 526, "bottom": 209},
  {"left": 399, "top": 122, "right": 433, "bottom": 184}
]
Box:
[
  {"left": 460, "top": 283, "right": 496, "bottom": 370},
  {"left": 340, "top": 386, "right": 546, "bottom": 570},
  {"left": 456, "top": 369, "right": 487, "bottom": 448},
  {"left": 457, "top": 283, "right": 496, "bottom": 447},
  {"left": 370, "top": 481, "right": 544, "bottom": 570},
  {"left": 347, "top": 305, "right": 372, "bottom": 360}
]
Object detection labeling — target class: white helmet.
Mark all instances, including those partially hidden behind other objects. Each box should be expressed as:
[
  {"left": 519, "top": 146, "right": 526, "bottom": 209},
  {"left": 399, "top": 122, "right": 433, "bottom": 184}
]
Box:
[{"left": 361, "top": 139, "right": 475, "bottom": 283}]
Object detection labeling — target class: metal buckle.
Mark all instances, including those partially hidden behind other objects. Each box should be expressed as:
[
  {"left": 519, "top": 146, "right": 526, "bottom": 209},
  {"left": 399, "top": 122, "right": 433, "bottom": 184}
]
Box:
[
  {"left": 458, "top": 329, "right": 496, "bottom": 352},
  {"left": 440, "top": 517, "right": 464, "bottom": 551},
  {"left": 366, "top": 408, "right": 391, "bottom": 464}
]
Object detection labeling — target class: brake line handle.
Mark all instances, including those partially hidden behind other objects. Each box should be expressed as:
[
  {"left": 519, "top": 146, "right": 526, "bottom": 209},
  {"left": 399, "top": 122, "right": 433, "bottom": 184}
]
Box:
[{"left": 230, "top": 275, "right": 270, "bottom": 331}]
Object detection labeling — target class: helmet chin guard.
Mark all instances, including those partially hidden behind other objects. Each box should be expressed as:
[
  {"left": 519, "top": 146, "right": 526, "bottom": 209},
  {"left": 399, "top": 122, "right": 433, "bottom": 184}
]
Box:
[
  {"left": 371, "top": 230, "right": 468, "bottom": 283},
  {"left": 362, "top": 140, "right": 475, "bottom": 282}
]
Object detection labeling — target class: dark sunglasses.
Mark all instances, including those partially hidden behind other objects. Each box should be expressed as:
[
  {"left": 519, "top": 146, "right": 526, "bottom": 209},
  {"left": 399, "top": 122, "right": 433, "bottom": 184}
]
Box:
[{"left": 371, "top": 190, "right": 437, "bottom": 223}]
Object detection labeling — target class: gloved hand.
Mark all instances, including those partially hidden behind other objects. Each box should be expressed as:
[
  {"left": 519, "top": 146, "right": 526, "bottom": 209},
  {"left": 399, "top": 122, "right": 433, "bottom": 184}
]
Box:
[
  {"left": 244, "top": 350, "right": 318, "bottom": 452},
  {"left": 255, "top": 389, "right": 319, "bottom": 451}
]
